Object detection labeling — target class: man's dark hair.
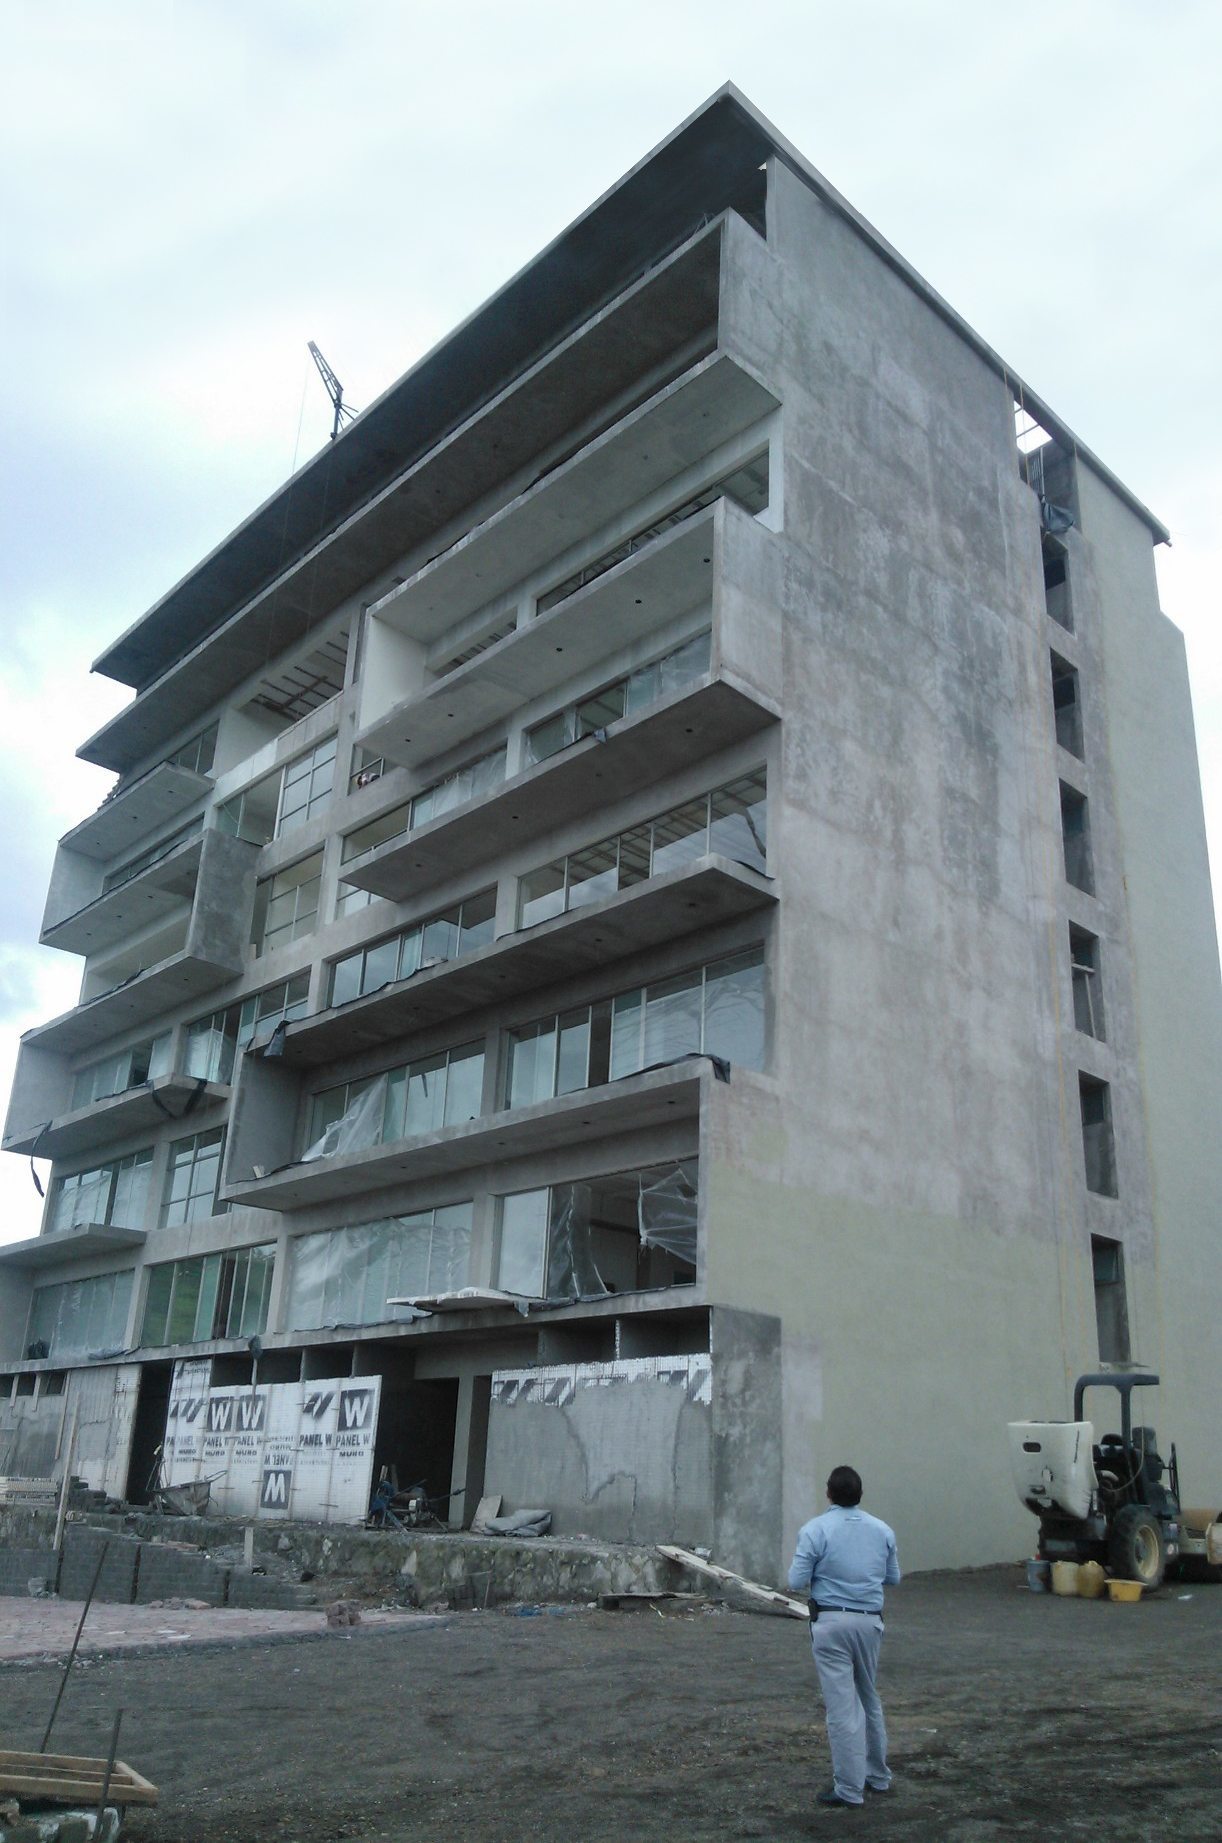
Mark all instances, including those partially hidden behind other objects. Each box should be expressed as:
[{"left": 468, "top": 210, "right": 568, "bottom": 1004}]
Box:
[{"left": 827, "top": 1466, "right": 863, "bottom": 1507}]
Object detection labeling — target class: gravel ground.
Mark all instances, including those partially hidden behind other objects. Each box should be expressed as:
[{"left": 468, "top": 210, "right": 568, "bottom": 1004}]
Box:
[{"left": 1, "top": 1567, "right": 1218, "bottom": 1842}]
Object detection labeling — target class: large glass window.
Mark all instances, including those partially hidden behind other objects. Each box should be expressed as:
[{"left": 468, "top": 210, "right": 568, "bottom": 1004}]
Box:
[
  {"left": 48, "top": 1149, "right": 153, "bottom": 1234},
  {"left": 287, "top": 1206, "right": 473, "bottom": 1328},
  {"left": 166, "top": 722, "right": 218, "bottom": 777},
  {"left": 306, "top": 1041, "right": 485, "bottom": 1156},
  {"left": 494, "top": 1160, "right": 698, "bottom": 1300},
  {"left": 338, "top": 746, "right": 508, "bottom": 877},
  {"left": 140, "top": 1244, "right": 275, "bottom": 1347},
  {"left": 253, "top": 852, "right": 323, "bottom": 955},
  {"left": 70, "top": 1035, "right": 172, "bottom": 1110},
  {"left": 277, "top": 736, "right": 337, "bottom": 835},
  {"left": 505, "top": 948, "right": 764, "bottom": 1107},
  {"left": 160, "top": 1129, "right": 226, "bottom": 1227},
  {"left": 524, "top": 632, "right": 712, "bottom": 767},
  {"left": 328, "top": 888, "right": 495, "bottom": 1008},
  {"left": 518, "top": 769, "right": 767, "bottom": 928},
  {"left": 184, "top": 975, "right": 310, "bottom": 1082},
  {"left": 28, "top": 1271, "right": 133, "bottom": 1359}
]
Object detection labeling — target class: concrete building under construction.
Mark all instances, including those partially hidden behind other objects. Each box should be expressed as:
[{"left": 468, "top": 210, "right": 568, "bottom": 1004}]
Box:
[{"left": 3, "top": 87, "right": 1219, "bottom": 1576}]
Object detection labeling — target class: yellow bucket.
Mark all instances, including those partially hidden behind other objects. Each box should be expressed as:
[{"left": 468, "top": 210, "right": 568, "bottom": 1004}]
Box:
[
  {"left": 1051, "top": 1561, "right": 1080, "bottom": 1596},
  {"left": 1106, "top": 1578, "right": 1143, "bottom": 1603}
]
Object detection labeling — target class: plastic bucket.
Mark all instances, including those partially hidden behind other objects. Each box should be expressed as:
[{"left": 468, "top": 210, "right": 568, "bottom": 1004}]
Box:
[
  {"left": 1106, "top": 1578, "right": 1143, "bottom": 1603},
  {"left": 1051, "top": 1560, "right": 1080, "bottom": 1596},
  {"left": 1025, "top": 1558, "right": 1050, "bottom": 1593}
]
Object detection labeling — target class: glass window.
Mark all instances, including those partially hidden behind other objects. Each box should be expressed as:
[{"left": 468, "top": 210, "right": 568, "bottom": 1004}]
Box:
[
  {"left": 70, "top": 1035, "right": 171, "bottom": 1109},
  {"left": 139, "top": 1244, "right": 275, "bottom": 1347},
  {"left": 326, "top": 888, "right": 497, "bottom": 1007},
  {"left": 288, "top": 1207, "right": 473, "bottom": 1328},
  {"left": 166, "top": 722, "right": 218, "bottom": 777},
  {"left": 567, "top": 838, "right": 619, "bottom": 911},
  {"left": 341, "top": 802, "right": 411, "bottom": 863},
  {"left": 642, "top": 969, "right": 703, "bottom": 1066},
  {"left": 524, "top": 710, "right": 572, "bottom": 767},
  {"left": 28, "top": 1271, "right": 133, "bottom": 1359},
  {"left": 497, "top": 1190, "right": 550, "bottom": 1296},
  {"left": 48, "top": 1149, "right": 152, "bottom": 1234},
  {"left": 254, "top": 852, "right": 323, "bottom": 955},
  {"left": 703, "top": 950, "right": 766, "bottom": 1068},
  {"left": 519, "top": 862, "right": 567, "bottom": 930},
  {"left": 517, "top": 770, "right": 767, "bottom": 929},
  {"left": 277, "top": 735, "right": 337, "bottom": 836},
  {"left": 161, "top": 1129, "right": 226, "bottom": 1228},
  {"left": 709, "top": 771, "right": 767, "bottom": 869},
  {"left": 651, "top": 798, "right": 708, "bottom": 876},
  {"left": 577, "top": 681, "right": 626, "bottom": 735},
  {"left": 216, "top": 774, "right": 279, "bottom": 846}
]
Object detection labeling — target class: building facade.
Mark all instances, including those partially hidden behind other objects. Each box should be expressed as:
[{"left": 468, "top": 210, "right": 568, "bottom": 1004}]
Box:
[{"left": 3, "top": 89, "right": 1219, "bottom": 1575}]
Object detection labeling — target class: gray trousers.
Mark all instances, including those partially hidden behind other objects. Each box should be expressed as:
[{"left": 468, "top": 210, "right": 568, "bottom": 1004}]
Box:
[{"left": 808, "top": 1610, "right": 890, "bottom": 1803}]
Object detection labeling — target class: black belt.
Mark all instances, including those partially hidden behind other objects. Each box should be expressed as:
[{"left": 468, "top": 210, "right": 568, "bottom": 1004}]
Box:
[{"left": 810, "top": 1603, "right": 882, "bottom": 1617}]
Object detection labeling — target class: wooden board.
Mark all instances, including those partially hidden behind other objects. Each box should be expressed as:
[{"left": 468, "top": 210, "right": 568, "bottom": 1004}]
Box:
[
  {"left": 656, "top": 1544, "right": 809, "bottom": 1620},
  {"left": 0, "top": 1750, "right": 158, "bottom": 1807}
]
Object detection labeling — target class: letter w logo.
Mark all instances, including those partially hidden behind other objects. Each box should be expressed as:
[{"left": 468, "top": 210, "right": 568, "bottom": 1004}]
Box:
[
  {"left": 340, "top": 1390, "right": 373, "bottom": 1429},
  {"left": 208, "top": 1398, "right": 233, "bottom": 1431}
]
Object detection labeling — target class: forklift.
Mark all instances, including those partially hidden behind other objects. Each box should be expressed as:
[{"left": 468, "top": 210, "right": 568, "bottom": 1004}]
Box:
[{"left": 1008, "top": 1371, "right": 1222, "bottom": 1589}]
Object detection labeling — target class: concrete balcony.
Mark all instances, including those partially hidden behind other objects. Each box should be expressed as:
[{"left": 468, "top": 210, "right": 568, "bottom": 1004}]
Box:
[
  {"left": 224, "top": 1061, "right": 705, "bottom": 1213},
  {"left": 60, "top": 761, "right": 213, "bottom": 861},
  {"left": 280, "top": 854, "right": 777, "bottom": 1070},
  {"left": 17, "top": 831, "right": 259, "bottom": 1058},
  {"left": 0, "top": 1224, "right": 146, "bottom": 1271},
  {"left": 41, "top": 831, "right": 205, "bottom": 957},
  {"left": 78, "top": 219, "right": 736, "bottom": 776},
  {"left": 345, "top": 686, "right": 777, "bottom": 908},
  {"left": 360, "top": 498, "right": 720, "bottom": 772},
  {"left": 2, "top": 1074, "right": 230, "bottom": 1161},
  {"left": 359, "top": 347, "right": 779, "bottom": 658}
]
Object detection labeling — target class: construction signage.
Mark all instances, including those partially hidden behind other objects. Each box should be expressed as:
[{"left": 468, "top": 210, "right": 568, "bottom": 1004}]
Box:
[{"left": 164, "top": 1359, "right": 380, "bottom": 1523}]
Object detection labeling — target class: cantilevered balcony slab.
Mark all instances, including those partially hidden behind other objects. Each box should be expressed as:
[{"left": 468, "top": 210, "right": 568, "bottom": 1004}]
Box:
[
  {"left": 60, "top": 762, "right": 213, "bottom": 861},
  {"left": 345, "top": 674, "right": 778, "bottom": 903},
  {"left": 225, "top": 1062, "right": 705, "bottom": 1212},
  {"left": 362, "top": 502, "right": 720, "bottom": 770},
  {"left": 0, "top": 1224, "right": 146, "bottom": 1271},
  {"left": 282, "top": 854, "right": 777, "bottom": 1069},
  {"left": 41, "top": 834, "right": 204, "bottom": 957},
  {"left": 20, "top": 831, "right": 258, "bottom": 1058},
  {"left": 368, "top": 349, "right": 779, "bottom": 647},
  {"left": 2, "top": 1076, "right": 230, "bottom": 1161}
]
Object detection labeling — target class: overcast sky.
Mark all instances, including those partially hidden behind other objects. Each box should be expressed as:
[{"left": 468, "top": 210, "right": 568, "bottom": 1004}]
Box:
[{"left": 2, "top": 0, "right": 1219, "bottom": 1247}]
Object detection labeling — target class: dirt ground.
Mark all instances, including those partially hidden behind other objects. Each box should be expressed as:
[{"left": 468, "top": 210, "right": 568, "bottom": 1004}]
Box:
[{"left": 1, "top": 1567, "right": 1218, "bottom": 1842}]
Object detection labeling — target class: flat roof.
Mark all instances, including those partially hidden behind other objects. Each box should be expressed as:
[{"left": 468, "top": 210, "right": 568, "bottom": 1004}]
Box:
[{"left": 93, "top": 84, "right": 1168, "bottom": 699}]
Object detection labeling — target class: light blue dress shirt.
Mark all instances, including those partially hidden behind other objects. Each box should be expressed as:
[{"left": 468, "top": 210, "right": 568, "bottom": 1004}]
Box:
[{"left": 787, "top": 1504, "right": 901, "bottom": 1611}]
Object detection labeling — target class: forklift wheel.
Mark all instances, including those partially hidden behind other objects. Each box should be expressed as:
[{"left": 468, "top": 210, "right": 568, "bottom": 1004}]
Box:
[{"left": 1108, "top": 1504, "right": 1166, "bottom": 1589}]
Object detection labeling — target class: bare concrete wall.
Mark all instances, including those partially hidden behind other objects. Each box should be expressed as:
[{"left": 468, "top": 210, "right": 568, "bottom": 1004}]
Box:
[{"left": 484, "top": 1354, "right": 713, "bottom": 1548}]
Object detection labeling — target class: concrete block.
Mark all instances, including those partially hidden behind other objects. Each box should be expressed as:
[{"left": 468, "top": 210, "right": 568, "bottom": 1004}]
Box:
[{"left": 58, "top": 1528, "right": 138, "bottom": 1604}]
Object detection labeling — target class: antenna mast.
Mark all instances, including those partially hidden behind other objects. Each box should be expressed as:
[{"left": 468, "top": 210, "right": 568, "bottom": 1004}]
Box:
[{"left": 308, "top": 341, "right": 357, "bottom": 440}]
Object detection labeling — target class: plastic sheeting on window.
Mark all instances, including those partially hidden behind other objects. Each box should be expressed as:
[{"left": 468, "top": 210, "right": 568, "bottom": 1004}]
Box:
[
  {"left": 638, "top": 1160, "right": 699, "bottom": 1266},
  {"left": 540, "top": 1160, "right": 699, "bottom": 1303},
  {"left": 300, "top": 1075, "right": 388, "bottom": 1163},
  {"left": 288, "top": 1208, "right": 472, "bottom": 1329}
]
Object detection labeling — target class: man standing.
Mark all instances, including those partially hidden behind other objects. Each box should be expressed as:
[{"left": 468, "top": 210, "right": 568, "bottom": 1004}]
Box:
[{"left": 787, "top": 1465, "right": 901, "bottom": 1808}]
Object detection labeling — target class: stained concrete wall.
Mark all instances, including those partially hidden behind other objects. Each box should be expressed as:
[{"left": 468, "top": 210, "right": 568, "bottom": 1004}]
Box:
[
  {"left": 703, "top": 161, "right": 1104, "bottom": 1574},
  {"left": 484, "top": 1354, "right": 713, "bottom": 1548},
  {"left": 1080, "top": 464, "right": 1222, "bottom": 1502}
]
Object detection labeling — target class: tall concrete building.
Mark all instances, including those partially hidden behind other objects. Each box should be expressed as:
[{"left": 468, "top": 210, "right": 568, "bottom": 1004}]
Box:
[{"left": 3, "top": 89, "right": 1219, "bottom": 1575}]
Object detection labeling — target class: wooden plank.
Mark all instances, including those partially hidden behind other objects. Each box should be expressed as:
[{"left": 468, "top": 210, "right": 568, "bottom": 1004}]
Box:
[
  {"left": 656, "top": 1544, "right": 808, "bottom": 1619},
  {"left": 0, "top": 1752, "right": 158, "bottom": 1806}
]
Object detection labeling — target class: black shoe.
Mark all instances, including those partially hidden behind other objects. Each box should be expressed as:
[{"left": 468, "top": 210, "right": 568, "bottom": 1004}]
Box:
[{"left": 817, "top": 1788, "right": 861, "bottom": 1807}]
